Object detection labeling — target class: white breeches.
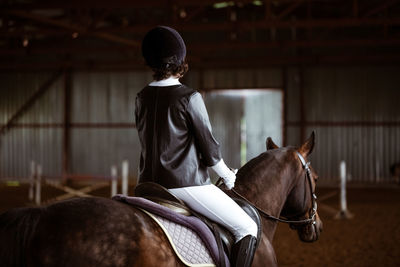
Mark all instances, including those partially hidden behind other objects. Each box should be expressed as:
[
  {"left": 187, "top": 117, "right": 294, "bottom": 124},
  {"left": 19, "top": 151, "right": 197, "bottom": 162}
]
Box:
[{"left": 169, "top": 184, "right": 258, "bottom": 242}]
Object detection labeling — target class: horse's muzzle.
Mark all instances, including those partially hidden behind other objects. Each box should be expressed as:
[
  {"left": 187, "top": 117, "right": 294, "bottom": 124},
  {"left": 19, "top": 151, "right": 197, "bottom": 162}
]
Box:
[{"left": 296, "top": 214, "right": 323, "bottom": 243}]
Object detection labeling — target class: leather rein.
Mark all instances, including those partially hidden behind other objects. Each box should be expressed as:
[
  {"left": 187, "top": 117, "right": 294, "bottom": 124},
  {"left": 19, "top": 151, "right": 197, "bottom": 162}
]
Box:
[{"left": 225, "top": 151, "right": 318, "bottom": 226}]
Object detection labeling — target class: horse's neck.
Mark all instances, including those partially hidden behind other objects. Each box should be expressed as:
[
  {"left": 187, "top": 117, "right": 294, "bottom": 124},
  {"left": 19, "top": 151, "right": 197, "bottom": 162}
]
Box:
[{"left": 235, "top": 151, "right": 295, "bottom": 240}]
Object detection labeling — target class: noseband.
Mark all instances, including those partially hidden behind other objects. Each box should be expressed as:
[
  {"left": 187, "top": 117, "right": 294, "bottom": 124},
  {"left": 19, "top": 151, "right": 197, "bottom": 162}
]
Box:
[{"left": 230, "top": 151, "right": 318, "bottom": 226}]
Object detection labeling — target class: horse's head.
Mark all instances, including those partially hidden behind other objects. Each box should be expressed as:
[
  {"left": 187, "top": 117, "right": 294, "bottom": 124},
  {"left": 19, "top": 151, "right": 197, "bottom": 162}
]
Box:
[{"left": 266, "top": 131, "right": 323, "bottom": 242}]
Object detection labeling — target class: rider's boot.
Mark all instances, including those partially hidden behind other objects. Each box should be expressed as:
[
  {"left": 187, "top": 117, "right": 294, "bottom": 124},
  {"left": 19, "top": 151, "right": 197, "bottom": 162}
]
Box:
[{"left": 231, "top": 235, "right": 257, "bottom": 267}]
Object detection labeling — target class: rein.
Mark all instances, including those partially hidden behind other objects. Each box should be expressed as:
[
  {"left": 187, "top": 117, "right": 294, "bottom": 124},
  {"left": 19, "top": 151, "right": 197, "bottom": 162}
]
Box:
[{"left": 225, "top": 151, "right": 318, "bottom": 226}]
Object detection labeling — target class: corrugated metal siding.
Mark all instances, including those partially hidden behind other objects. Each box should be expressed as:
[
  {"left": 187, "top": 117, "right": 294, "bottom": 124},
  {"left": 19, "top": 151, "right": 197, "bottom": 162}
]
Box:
[
  {"left": 306, "top": 126, "right": 400, "bottom": 185},
  {"left": 71, "top": 72, "right": 150, "bottom": 178},
  {"left": 0, "top": 73, "right": 63, "bottom": 179},
  {"left": 202, "top": 68, "right": 282, "bottom": 89},
  {"left": 1, "top": 66, "right": 399, "bottom": 186},
  {"left": 0, "top": 71, "right": 151, "bottom": 181},
  {"left": 301, "top": 66, "right": 400, "bottom": 184},
  {"left": 203, "top": 93, "right": 242, "bottom": 169},
  {"left": 304, "top": 66, "right": 400, "bottom": 122}
]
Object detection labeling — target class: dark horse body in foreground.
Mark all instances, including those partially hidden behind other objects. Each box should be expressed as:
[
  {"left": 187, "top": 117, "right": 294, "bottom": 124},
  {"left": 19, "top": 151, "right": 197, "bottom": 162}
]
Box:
[{"left": 0, "top": 133, "right": 322, "bottom": 267}]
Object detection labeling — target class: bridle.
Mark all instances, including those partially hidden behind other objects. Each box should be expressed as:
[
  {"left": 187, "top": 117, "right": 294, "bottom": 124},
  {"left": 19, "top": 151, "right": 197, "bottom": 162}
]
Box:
[{"left": 226, "top": 151, "right": 318, "bottom": 226}]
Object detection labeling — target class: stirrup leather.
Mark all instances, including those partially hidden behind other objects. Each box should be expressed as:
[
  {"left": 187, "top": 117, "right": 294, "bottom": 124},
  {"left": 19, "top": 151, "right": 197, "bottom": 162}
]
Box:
[{"left": 231, "top": 235, "right": 257, "bottom": 267}]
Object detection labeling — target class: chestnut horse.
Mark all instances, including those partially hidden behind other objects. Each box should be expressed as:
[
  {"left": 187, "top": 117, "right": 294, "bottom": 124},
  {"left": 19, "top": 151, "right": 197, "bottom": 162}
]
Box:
[{"left": 0, "top": 133, "right": 322, "bottom": 267}]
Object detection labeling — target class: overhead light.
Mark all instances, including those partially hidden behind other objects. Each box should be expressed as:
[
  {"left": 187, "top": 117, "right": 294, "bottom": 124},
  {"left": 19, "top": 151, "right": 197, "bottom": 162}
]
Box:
[
  {"left": 230, "top": 11, "right": 237, "bottom": 21},
  {"left": 22, "top": 37, "right": 29, "bottom": 47},
  {"left": 180, "top": 8, "right": 187, "bottom": 18},
  {"left": 253, "top": 0, "right": 263, "bottom": 6},
  {"left": 121, "top": 17, "right": 129, "bottom": 27},
  {"left": 213, "top": 1, "right": 235, "bottom": 9}
]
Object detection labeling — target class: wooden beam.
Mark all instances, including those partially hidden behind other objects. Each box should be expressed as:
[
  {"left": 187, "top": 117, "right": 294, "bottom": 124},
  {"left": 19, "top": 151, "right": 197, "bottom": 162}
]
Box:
[
  {"left": 2, "top": 0, "right": 257, "bottom": 9},
  {"left": 1, "top": 53, "right": 400, "bottom": 71},
  {"left": 2, "top": 38, "right": 400, "bottom": 58},
  {"left": 353, "top": 0, "right": 359, "bottom": 17},
  {"left": 265, "top": 0, "right": 272, "bottom": 20},
  {"left": 277, "top": 0, "right": 305, "bottom": 20},
  {"left": 287, "top": 121, "right": 400, "bottom": 127},
  {"left": 5, "top": 10, "right": 140, "bottom": 47},
  {"left": 63, "top": 70, "right": 72, "bottom": 178},
  {"left": 184, "top": 6, "right": 206, "bottom": 23},
  {"left": 0, "top": 123, "right": 136, "bottom": 128},
  {"left": 363, "top": 0, "right": 399, "bottom": 18},
  {"left": 306, "top": 0, "right": 313, "bottom": 39},
  {"left": 299, "top": 67, "right": 306, "bottom": 142},
  {"left": 0, "top": 70, "right": 63, "bottom": 134},
  {"left": 102, "top": 17, "right": 400, "bottom": 33},
  {"left": 187, "top": 38, "right": 400, "bottom": 51},
  {"left": 282, "top": 67, "right": 288, "bottom": 147}
]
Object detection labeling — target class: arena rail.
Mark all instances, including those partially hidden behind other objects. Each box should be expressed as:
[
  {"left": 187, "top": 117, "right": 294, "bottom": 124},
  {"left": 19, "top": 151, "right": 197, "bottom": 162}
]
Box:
[{"left": 28, "top": 160, "right": 131, "bottom": 205}]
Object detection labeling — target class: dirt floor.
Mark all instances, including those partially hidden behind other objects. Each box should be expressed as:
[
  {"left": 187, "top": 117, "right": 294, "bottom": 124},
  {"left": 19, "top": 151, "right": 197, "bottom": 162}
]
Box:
[{"left": 0, "top": 183, "right": 399, "bottom": 267}]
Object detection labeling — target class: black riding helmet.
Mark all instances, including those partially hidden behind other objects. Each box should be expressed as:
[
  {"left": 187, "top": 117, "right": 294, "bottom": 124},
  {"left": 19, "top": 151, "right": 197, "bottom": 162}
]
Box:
[{"left": 142, "top": 26, "right": 186, "bottom": 69}]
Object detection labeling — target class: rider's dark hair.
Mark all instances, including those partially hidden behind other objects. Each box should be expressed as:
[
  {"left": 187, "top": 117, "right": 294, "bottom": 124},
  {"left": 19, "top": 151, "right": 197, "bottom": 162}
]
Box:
[{"left": 151, "top": 60, "right": 189, "bottom": 81}]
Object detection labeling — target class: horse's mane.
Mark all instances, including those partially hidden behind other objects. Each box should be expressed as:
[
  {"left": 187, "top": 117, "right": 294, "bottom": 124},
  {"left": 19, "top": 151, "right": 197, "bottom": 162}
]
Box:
[
  {"left": 237, "top": 152, "right": 270, "bottom": 176},
  {"left": 0, "top": 206, "right": 43, "bottom": 266},
  {"left": 236, "top": 146, "right": 296, "bottom": 184}
]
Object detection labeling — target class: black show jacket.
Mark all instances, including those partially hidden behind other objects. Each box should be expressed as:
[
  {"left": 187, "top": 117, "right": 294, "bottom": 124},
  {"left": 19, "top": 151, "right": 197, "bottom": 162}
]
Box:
[{"left": 135, "top": 84, "right": 221, "bottom": 189}]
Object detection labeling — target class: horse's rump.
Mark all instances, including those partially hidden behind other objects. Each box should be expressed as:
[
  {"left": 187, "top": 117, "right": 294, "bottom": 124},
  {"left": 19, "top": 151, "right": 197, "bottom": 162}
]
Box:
[
  {"left": 113, "top": 194, "right": 230, "bottom": 266},
  {"left": 0, "top": 197, "right": 183, "bottom": 267},
  {"left": 0, "top": 206, "right": 42, "bottom": 266}
]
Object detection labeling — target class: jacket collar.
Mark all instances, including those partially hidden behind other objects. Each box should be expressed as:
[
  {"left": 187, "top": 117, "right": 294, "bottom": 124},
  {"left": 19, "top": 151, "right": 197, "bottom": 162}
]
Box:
[{"left": 149, "top": 76, "right": 181, "bottom": 87}]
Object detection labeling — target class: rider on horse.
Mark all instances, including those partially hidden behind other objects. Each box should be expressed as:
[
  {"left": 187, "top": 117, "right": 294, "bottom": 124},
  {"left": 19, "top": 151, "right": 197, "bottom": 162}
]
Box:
[{"left": 135, "top": 26, "right": 258, "bottom": 267}]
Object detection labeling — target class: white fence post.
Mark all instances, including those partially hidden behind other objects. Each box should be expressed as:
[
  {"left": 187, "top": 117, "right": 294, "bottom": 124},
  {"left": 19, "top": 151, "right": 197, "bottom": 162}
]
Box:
[
  {"left": 29, "top": 160, "right": 35, "bottom": 201},
  {"left": 121, "top": 160, "right": 129, "bottom": 196},
  {"left": 335, "top": 161, "right": 353, "bottom": 219},
  {"left": 111, "top": 165, "right": 118, "bottom": 197},
  {"left": 35, "top": 164, "right": 42, "bottom": 205}
]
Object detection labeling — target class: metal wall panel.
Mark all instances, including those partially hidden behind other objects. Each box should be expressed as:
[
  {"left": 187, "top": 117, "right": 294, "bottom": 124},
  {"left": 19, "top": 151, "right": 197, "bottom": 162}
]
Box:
[
  {"left": 1, "top": 66, "right": 399, "bottom": 186},
  {"left": 202, "top": 68, "right": 282, "bottom": 89},
  {"left": 72, "top": 71, "right": 152, "bottom": 123},
  {"left": 70, "top": 71, "right": 152, "bottom": 179},
  {"left": 304, "top": 126, "right": 400, "bottom": 185},
  {"left": 244, "top": 90, "right": 283, "bottom": 157},
  {"left": 70, "top": 129, "right": 140, "bottom": 178},
  {"left": 0, "top": 73, "right": 63, "bottom": 179},
  {"left": 300, "top": 66, "right": 400, "bottom": 184},
  {"left": 203, "top": 93, "right": 242, "bottom": 170}
]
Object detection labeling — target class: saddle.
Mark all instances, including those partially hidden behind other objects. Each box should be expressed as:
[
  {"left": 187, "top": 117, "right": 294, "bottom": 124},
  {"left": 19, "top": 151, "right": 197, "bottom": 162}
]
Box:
[{"left": 130, "top": 182, "right": 262, "bottom": 266}]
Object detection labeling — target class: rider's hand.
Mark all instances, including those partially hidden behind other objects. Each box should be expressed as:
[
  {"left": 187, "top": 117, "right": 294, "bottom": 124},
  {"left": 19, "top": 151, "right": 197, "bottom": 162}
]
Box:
[
  {"left": 223, "top": 169, "right": 236, "bottom": 190},
  {"left": 211, "top": 159, "right": 237, "bottom": 190}
]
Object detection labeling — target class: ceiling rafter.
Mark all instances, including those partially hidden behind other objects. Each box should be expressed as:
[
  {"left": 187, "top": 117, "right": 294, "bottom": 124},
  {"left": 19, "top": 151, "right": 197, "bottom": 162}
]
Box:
[
  {"left": 1, "top": 0, "right": 399, "bottom": 70},
  {"left": 97, "top": 17, "right": 400, "bottom": 34},
  {"left": 265, "top": 0, "right": 272, "bottom": 20},
  {"left": 363, "top": 0, "right": 399, "bottom": 17},
  {"left": 5, "top": 10, "right": 140, "bottom": 47},
  {"left": 183, "top": 6, "right": 207, "bottom": 23},
  {"left": 353, "top": 0, "right": 359, "bottom": 17},
  {"left": 3, "top": 37, "right": 400, "bottom": 57},
  {"left": 276, "top": 0, "right": 305, "bottom": 20},
  {"left": 4, "top": 14, "right": 400, "bottom": 38},
  {"left": 1, "top": 52, "right": 400, "bottom": 71}
]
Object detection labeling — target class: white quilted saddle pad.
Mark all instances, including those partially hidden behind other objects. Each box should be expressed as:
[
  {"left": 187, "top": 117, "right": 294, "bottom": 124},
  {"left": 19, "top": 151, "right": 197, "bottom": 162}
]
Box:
[{"left": 141, "top": 209, "right": 216, "bottom": 267}]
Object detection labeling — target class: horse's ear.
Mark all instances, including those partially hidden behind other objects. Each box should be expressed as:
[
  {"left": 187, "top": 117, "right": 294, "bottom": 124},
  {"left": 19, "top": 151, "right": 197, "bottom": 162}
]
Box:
[
  {"left": 266, "top": 137, "right": 279, "bottom": 150},
  {"left": 298, "top": 131, "right": 315, "bottom": 157}
]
